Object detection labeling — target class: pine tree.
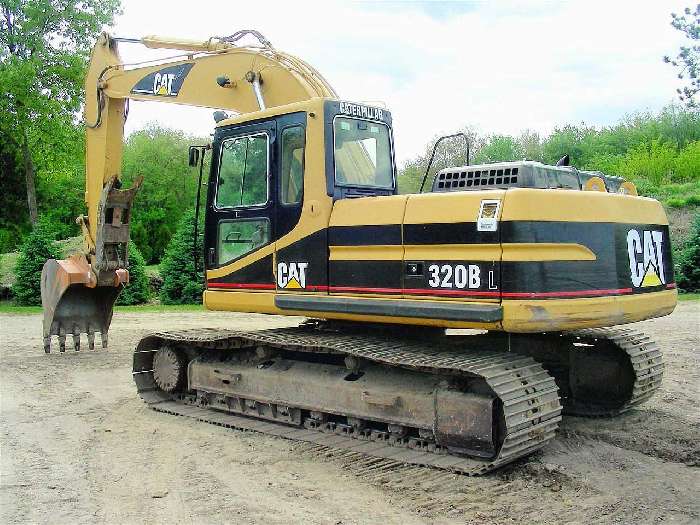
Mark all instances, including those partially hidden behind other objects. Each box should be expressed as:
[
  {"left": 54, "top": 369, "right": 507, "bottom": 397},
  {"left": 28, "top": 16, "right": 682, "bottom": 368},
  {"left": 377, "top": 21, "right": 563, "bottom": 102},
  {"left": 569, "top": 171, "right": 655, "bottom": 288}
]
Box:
[
  {"left": 160, "top": 209, "right": 204, "bottom": 304},
  {"left": 116, "top": 243, "right": 150, "bottom": 305},
  {"left": 12, "top": 220, "right": 61, "bottom": 305},
  {"left": 677, "top": 214, "right": 700, "bottom": 292}
]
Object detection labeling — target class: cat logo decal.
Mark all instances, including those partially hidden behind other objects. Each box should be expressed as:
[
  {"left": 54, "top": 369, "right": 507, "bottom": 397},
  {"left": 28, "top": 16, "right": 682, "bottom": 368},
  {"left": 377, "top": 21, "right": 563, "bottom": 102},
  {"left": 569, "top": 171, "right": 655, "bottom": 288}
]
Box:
[
  {"left": 277, "top": 262, "right": 308, "bottom": 289},
  {"left": 131, "top": 63, "right": 194, "bottom": 97},
  {"left": 626, "top": 229, "right": 665, "bottom": 288}
]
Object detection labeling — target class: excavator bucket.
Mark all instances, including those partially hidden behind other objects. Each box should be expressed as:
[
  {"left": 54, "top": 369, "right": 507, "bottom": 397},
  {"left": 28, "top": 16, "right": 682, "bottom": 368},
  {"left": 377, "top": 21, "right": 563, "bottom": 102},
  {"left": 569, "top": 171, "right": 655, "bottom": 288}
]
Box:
[
  {"left": 41, "top": 255, "right": 126, "bottom": 353},
  {"left": 40, "top": 175, "right": 142, "bottom": 353}
]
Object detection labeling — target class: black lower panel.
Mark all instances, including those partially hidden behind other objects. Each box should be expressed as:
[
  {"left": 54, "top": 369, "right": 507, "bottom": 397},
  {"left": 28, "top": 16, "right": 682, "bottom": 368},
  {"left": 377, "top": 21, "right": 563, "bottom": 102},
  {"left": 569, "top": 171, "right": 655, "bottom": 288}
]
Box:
[
  {"left": 208, "top": 254, "right": 274, "bottom": 288},
  {"left": 330, "top": 260, "right": 402, "bottom": 292},
  {"left": 275, "top": 294, "right": 503, "bottom": 322}
]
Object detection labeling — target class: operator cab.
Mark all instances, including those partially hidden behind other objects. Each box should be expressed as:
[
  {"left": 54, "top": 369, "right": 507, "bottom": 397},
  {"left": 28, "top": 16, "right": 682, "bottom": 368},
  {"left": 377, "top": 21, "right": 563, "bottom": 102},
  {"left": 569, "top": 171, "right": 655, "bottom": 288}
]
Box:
[{"left": 200, "top": 100, "right": 396, "bottom": 271}]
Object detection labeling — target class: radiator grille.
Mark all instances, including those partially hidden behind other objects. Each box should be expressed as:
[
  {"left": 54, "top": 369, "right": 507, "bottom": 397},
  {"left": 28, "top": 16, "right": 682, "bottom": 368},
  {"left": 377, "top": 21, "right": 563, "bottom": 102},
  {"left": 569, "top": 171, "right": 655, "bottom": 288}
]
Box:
[{"left": 436, "top": 167, "right": 519, "bottom": 190}]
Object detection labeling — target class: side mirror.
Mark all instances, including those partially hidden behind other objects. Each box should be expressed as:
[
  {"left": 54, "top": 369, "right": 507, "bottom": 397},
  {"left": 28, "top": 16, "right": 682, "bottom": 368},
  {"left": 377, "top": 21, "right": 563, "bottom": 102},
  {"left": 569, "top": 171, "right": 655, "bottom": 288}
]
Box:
[
  {"left": 188, "top": 146, "right": 200, "bottom": 167},
  {"left": 213, "top": 110, "right": 228, "bottom": 123}
]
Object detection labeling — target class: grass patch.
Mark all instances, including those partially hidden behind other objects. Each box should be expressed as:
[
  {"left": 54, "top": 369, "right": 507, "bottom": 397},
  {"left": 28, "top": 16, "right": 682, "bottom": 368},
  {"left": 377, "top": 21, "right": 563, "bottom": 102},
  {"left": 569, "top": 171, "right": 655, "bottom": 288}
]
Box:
[
  {"left": 0, "top": 252, "right": 19, "bottom": 289},
  {"left": 56, "top": 236, "right": 84, "bottom": 257},
  {"left": 145, "top": 264, "right": 160, "bottom": 278},
  {"left": 115, "top": 303, "right": 204, "bottom": 313},
  {"left": 0, "top": 302, "right": 205, "bottom": 315},
  {"left": 0, "top": 303, "right": 42, "bottom": 314},
  {"left": 646, "top": 181, "right": 700, "bottom": 208},
  {"left": 678, "top": 292, "right": 700, "bottom": 301}
]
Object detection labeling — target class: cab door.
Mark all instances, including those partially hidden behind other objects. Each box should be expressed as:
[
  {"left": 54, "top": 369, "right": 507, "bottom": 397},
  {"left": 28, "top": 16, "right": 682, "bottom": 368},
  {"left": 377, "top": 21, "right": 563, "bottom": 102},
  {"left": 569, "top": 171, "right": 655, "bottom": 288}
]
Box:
[{"left": 204, "top": 120, "right": 276, "bottom": 290}]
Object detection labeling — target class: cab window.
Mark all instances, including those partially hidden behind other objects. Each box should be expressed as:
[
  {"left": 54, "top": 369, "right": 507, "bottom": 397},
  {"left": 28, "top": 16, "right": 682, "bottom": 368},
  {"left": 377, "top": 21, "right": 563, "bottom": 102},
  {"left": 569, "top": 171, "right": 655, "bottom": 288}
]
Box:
[
  {"left": 217, "top": 219, "right": 270, "bottom": 265},
  {"left": 333, "top": 117, "right": 393, "bottom": 188},
  {"left": 280, "top": 126, "right": 305, "bottom": 204},
  {"left": 216, "top": 133, "right": 268, "bottom": 208}
]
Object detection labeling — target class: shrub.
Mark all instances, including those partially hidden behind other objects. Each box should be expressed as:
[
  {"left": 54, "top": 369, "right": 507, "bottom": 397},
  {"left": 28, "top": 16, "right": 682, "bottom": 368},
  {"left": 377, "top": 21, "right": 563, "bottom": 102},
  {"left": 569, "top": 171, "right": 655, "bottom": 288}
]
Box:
[
  {"left": 617, "top": 140, "right": 677, "bottom": 189},
  {"left": 666, "top": 197, "right": 687, "bottom": 208},
  {"left": 130, "top": 208, "right": 172, "bottom": 265},
  {"left": 116, "top": 243, "right": 151, "bottom": 305},
  {"left": 12, "top": 221, "right": 61, "bottom": 306},
  {"left": 673, "top": 141, "right": 700, "bottom": 183},
  {"left": 160, "top": 209, "right": 204, "bottom": 304},
  {"left": 676, "top": 214, "right": 700, "bottom": 293}
]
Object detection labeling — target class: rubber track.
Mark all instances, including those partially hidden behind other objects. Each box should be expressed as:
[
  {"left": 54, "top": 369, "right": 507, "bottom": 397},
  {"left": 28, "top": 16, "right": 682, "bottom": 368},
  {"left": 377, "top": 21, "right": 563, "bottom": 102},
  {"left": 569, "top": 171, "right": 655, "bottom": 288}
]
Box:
[
  {"left": 133, "top": 327, "right": 562, "bottom": 475},
  {"left": 566, "top": 327, "right": 664, "bottom": 417}
]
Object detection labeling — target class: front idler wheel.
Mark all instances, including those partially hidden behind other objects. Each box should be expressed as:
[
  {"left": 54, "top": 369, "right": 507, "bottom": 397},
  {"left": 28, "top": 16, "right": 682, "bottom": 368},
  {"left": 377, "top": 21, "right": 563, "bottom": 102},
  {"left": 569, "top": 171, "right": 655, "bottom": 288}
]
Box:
[{"left": 153, "top": 347, "right": 187, "bottom": 393}]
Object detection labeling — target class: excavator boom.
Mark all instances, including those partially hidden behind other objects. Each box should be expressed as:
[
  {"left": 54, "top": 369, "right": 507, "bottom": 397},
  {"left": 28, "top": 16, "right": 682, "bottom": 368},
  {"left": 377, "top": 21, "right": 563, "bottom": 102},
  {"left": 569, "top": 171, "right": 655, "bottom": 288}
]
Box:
[{"left": 42, "top": 31, "right": 335, "bottom": 352}]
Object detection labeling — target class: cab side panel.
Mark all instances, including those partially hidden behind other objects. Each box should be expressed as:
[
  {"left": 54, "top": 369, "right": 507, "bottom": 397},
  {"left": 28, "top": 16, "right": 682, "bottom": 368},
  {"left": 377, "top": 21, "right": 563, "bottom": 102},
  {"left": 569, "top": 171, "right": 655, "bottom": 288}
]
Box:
[
  {"left": 328, "top": 196, "right": 407, "bottom": 295},
  {"left": 402, "top": 192, "right": 503, "bottom": 301}
]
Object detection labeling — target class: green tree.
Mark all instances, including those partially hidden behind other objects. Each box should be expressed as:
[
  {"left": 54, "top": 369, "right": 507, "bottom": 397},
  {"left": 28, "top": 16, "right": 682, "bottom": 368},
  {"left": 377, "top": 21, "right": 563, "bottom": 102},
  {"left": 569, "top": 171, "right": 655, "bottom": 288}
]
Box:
[
  {"left": 664, "top": 5, "right": 700, "bottom": 106},
  {"left": 617, "top": 141, "right": 677, "bottom": 188},
  {"left": 396, "top": 105, "right": 700, "bottom": 205},
  {"left": 473, "top": 135, "right": 523, "bottom": 164},
  {"left": 542, "top": 124, "right": 596, "bottom": 166},
  {"left": 115, "top": 242, "right": 150, "bottom": 305},
  {"left": 11, "top": 218, "right": 60, "bottom": 305},
  {"left": 398, "top": 128, "right": 479, "bottom": 193},
  {"left": 0, "top": 0, "right": 121, "bottom": 225},
  {"left": 673, "top": 140, "right": 700, "bottom": 182},
  {"left": 35, "top": 162, "right": 85, "bottom": 240},
  {"left": 122, "top": 123, "right": 206, "bottom": 263},
  {"left": 159, "top": 209, "right": 204, "bottom": 305},
  {"left": 0, "top": 128, "right": 30, "bottom": 251},
  {"left": 518, "top": 130, "right": 544, "bottom": 161},
  {"left": 676, "top": 214, "right": 700, "bottom": 292}
]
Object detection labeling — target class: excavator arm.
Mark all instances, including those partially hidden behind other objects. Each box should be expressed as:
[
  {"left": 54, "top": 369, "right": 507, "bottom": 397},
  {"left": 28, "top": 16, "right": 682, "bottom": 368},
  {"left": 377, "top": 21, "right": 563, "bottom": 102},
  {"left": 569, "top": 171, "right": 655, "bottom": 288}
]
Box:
[{"left": 41, "top": 30, "right": 336, "bottom": 352}]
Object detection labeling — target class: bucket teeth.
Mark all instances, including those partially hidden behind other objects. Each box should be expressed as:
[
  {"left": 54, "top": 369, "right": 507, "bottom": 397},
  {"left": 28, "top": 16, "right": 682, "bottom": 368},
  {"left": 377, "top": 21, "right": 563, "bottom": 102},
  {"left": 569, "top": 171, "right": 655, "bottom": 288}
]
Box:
[
  {"left": 72, "top": 326, "right": 81, "bottom": 351},
  {"left": 44, "top": 326, "right": 106, "bottom": 352}
]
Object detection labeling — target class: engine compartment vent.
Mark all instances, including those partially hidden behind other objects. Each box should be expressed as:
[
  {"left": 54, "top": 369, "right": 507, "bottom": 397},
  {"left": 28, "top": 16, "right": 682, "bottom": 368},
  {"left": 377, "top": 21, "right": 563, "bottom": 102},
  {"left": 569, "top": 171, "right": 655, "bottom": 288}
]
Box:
[
  {"left": 436, "top": 167, "right": 519, "bottom": 190},
  {"left": 430, "top": 161, "right": 628, "bottom": 194}
]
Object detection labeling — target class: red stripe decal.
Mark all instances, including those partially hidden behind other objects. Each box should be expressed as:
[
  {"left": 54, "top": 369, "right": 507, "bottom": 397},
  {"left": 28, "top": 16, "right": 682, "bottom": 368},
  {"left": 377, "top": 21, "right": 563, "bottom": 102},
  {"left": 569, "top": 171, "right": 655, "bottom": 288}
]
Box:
[
  {"left": 329, "top": 285, "right": 402, "bottom": 294},
  {"left": 403, "top": 288, "right": 501, "bottom": 297},
  {"left": 207, "top": 283, "right": 330, "bottom": 292},
  {"left": 501, "top": 288, "right": 633, "bottom": 298},
  {"left": 327, "top": 286, "right": 498, "bottom": 297},
  {"left": 207, "top": 282, "right": 275, "bottom": 290}
]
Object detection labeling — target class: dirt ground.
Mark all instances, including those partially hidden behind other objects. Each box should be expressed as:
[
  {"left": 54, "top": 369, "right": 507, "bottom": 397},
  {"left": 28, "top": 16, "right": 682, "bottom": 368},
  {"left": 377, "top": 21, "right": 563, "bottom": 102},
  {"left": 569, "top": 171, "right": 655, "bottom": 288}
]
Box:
[{"left": 1, "top": 303, "right": 698, "bottom": 524}]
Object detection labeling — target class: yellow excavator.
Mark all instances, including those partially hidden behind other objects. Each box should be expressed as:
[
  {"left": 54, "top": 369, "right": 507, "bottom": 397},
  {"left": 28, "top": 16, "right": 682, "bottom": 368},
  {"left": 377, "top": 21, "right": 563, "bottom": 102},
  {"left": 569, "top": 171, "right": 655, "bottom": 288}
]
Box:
[{"left": 41, "top": 31, "right": 676, "bottom": 474}]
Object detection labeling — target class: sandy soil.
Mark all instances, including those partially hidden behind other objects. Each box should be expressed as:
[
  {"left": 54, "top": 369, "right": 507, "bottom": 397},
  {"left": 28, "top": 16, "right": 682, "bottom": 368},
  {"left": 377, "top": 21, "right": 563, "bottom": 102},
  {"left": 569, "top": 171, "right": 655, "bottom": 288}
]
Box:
[{"left": 1, "top": 303, "right": 698, "bottom": 524}]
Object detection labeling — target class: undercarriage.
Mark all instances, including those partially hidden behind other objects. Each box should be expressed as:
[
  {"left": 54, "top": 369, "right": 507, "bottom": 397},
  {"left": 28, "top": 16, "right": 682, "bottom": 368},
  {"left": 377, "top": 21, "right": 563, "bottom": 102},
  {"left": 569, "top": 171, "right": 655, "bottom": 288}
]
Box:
[
  {"left": 506, "top": 328, "right": 664, "bottom": 416},
  {"left": 131, "top": 323, "right": 663, "bottom": 474}
]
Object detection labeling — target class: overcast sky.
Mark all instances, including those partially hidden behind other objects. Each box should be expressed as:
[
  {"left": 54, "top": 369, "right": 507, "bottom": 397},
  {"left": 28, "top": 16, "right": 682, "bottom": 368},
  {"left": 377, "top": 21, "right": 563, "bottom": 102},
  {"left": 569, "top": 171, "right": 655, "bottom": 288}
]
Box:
[{"left": 114, "top": 0, "right": 689, "bottom": 165}]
